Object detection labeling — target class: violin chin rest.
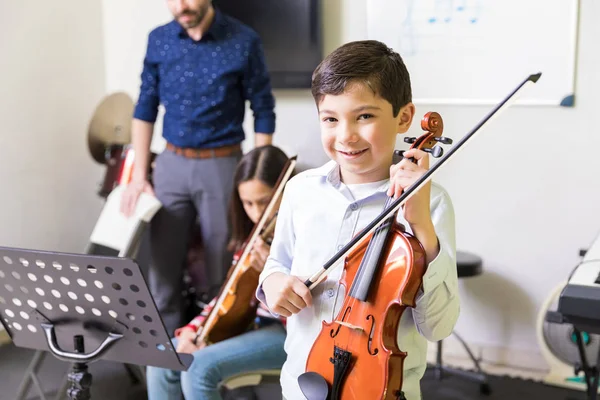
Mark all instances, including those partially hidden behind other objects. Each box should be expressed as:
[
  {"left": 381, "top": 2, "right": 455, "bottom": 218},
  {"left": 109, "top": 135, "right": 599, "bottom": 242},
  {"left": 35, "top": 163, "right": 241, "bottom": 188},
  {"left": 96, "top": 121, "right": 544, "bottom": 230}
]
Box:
[{"left": 298, "top": 371, "right": 329, "bottom": 400}]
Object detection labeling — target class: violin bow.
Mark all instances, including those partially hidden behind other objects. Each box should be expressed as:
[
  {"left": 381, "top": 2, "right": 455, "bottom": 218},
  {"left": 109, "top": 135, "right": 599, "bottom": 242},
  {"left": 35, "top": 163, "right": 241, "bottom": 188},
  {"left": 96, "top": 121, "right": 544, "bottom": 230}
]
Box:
[
  {"left": 194, "top": 154, "right": 297, "bottom": 344},
  {"left": 304, "top": 72, "right": 542, "bottom": 290}
]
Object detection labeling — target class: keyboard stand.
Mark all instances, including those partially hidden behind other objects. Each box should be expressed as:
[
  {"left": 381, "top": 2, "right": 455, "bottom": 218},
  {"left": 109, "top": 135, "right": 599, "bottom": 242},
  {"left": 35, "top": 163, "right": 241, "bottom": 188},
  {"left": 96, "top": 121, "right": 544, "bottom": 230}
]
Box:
[
  {"left": 547, "top": 311, "right": 600, "bottom": 400},
  {"left": 573, "top": 328, "right": 600, "bottom": 400}
]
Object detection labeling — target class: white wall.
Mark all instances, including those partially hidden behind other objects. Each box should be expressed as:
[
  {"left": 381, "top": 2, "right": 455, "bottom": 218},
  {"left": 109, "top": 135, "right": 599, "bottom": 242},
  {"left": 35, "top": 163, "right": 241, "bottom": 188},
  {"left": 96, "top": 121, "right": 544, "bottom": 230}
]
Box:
[
  {"left": 0, "top": 2, "right": 107, "bottom": 253},
  {"left": 101, "top": 0, "right": 600, "bottom": 370}
]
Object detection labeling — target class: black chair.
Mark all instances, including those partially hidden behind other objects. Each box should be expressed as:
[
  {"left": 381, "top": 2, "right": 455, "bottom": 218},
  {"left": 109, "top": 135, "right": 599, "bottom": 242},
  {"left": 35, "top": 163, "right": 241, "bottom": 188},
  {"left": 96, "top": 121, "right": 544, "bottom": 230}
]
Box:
[{"left": 431, "top": 250, "right": 492, "bottom": 395}]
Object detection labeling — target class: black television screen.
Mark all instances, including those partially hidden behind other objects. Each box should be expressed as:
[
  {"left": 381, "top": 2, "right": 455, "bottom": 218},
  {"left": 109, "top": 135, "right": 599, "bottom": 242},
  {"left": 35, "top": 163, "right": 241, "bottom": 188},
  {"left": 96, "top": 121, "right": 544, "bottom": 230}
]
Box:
[{"left": 214, "top": 0, "right": 322, "bottom": 89}]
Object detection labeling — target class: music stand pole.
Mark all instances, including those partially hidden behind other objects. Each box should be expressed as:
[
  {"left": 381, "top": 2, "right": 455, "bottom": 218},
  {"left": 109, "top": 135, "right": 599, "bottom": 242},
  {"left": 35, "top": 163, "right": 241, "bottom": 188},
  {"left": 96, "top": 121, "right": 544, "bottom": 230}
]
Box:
[
  {"left": 68, "top": 335, "right": 92, "bottom": 399},
  {"left": 0, "top": 246, "right": 193, "bottom": 399}
]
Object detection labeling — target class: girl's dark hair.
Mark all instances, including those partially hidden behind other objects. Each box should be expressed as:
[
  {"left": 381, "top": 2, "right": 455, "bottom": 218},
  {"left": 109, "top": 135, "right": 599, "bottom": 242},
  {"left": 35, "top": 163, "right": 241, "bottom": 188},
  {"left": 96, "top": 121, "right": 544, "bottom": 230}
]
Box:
[{"left": 228, "top": 145, "right": 291, "bottom": 252}]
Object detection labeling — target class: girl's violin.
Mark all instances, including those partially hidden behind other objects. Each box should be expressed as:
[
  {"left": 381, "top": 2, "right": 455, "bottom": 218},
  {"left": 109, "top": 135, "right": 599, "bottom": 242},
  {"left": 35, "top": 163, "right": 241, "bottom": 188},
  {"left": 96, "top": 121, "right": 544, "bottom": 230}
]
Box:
[
  {"left": 193, "top": 156, "right": 297, "bottom": 345},
  {"left": 298, "top": 73, "right": 542, "bottom": 400}
]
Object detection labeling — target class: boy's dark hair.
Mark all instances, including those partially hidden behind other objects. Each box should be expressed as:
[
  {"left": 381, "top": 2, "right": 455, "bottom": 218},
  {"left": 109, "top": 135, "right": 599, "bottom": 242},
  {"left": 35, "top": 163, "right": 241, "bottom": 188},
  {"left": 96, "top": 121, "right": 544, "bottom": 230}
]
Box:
[{"left": 311, "top": 40, "right": 412, "bottom": 116}]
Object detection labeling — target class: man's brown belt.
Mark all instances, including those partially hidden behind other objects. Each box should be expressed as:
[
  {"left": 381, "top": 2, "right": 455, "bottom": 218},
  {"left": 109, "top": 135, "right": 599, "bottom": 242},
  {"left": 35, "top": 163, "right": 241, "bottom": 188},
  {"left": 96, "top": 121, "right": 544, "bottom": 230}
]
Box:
[{"left": 166, "top": 143, "right": 242, "bottom": 159}]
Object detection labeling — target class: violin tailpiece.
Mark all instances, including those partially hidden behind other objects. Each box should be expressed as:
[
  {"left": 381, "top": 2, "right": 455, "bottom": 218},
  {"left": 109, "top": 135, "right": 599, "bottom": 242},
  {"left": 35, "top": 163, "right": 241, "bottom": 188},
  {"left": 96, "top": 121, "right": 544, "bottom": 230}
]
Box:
[{"left": 330, "top": 345, "right": 352, "bottom": 400}]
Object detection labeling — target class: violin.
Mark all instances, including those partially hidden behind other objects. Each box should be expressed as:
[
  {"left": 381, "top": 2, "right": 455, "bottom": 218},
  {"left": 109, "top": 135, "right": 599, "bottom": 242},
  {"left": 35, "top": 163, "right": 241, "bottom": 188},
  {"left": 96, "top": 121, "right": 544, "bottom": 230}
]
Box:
[
  {"left": 298, "top": 73, "right": 542, "bottom": 400},
  {"left": 193, "top": 156, "right": 297, "bottom": 345}
]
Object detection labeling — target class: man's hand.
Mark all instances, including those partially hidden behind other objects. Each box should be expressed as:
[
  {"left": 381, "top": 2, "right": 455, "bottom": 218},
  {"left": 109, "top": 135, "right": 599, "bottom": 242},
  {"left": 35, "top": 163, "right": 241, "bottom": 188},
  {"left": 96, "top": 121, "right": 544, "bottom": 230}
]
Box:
[
  {"left": 262, "top": 272, "right": 312, "bottom": 317},
  {"left": 120, "top": 179, "right": 155, "bottom": 217},
  {"left": 176, "top": 327, "right": 206, "bottom": 354}
]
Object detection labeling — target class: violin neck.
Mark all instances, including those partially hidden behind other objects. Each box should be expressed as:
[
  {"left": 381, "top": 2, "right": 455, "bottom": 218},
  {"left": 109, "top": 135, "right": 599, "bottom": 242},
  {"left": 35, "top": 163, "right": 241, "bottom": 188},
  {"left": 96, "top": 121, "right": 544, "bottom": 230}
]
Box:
[{"left": 348, "top": 199, "right": 396, "bottom": 302}]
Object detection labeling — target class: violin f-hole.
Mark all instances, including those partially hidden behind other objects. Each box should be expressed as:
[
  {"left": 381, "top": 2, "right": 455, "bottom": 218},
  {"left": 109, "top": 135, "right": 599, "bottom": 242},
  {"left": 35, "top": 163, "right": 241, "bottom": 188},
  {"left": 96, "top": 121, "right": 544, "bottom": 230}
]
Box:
[
  {"left": 366, "top": 314, "right": 378, "bottom": 356},
  {"left": 331, "top": 306, "right": 351, "bottom": 338}
]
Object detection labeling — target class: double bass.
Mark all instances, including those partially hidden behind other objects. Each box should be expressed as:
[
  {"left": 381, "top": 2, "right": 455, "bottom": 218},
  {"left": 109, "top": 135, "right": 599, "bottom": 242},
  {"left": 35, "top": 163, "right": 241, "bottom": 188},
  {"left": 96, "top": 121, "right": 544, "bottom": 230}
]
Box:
[
  {"left": 193, "top": 155, "right": 297, "bottom": 345},
  {"left": 298, "top": 73, "right": 542, "bottom": 400}
]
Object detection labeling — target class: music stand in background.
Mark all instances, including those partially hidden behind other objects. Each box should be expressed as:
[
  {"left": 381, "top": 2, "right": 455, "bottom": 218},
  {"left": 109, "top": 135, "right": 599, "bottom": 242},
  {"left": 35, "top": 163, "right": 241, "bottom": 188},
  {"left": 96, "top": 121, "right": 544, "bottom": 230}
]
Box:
[{"left": 0, "top": 246, "right": 193, "bottom": 400}]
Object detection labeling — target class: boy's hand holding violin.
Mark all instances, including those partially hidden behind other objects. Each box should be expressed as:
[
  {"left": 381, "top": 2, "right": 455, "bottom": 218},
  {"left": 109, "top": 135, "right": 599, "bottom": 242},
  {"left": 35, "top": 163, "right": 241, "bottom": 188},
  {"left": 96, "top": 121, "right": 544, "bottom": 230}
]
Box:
[{"left": 387, "top": 148, "right": 440, "bottom": 264}]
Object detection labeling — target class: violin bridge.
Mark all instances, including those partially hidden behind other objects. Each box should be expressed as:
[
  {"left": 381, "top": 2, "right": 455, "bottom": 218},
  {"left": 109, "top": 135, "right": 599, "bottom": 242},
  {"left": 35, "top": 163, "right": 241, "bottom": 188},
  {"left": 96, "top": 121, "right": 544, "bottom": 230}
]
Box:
[{"left": 335, "top": 320, "right": 364, "bottom": 332}]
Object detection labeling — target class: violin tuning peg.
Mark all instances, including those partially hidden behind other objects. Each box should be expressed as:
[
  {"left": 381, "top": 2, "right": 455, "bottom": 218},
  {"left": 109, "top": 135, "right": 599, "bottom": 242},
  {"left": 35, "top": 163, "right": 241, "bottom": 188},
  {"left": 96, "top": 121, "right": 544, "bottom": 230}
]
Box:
[
  {"left": 394, "top": 150, "right": 405, "bottom": 158},
  {"left": 403, "top": 137, "right": 416, "bottom": 144},
  {"left": 434, "top": 136, "right": 453, "bottom": 145},
  {"left": 424, "top": 146, "right": 444, "bottom": 158}
]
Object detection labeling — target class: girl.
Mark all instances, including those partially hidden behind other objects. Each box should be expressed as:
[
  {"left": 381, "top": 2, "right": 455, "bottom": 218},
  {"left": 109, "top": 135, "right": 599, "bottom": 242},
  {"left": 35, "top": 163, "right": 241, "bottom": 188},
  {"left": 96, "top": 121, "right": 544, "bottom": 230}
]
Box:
[{"left": 147, "top": 145, "right": 292, "bottom": 400}]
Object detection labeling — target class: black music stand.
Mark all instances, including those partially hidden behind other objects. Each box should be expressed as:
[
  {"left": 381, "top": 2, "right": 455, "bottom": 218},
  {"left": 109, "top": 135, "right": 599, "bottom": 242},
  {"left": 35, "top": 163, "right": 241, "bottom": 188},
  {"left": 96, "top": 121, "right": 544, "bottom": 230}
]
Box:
[{"left": 0, "top": 246, "right": 193, "bottom": 400}]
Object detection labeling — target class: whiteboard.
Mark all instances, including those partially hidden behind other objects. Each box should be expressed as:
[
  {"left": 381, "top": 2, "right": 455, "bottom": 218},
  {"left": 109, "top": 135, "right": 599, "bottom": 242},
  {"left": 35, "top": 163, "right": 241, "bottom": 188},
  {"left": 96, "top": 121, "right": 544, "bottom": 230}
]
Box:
[{"left": 366, "top": 0, "right": 579, "bottom": 106}]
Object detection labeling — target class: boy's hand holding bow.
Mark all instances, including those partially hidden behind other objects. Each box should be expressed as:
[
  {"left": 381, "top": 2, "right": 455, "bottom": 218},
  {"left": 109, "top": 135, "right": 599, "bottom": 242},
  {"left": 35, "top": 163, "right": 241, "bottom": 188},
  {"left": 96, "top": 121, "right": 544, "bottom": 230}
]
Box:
[{"left": 262, "top": 273, "right": 313, "bottom": 317}]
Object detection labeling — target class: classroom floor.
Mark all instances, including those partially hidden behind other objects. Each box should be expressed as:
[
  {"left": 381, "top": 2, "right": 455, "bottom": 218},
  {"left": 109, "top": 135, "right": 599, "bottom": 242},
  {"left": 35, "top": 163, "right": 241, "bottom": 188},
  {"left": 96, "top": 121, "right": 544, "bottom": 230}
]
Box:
[
  {"left": 0, "top": 342, "right": 589, "bottom": 400},
  {"left": 421, "top": 369, "right": 586, "bottom": 400}
]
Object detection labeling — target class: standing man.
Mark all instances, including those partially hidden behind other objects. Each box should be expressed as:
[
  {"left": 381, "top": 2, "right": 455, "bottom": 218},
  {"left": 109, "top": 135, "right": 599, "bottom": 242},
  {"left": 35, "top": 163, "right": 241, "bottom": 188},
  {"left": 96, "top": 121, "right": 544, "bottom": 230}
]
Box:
[{"left": 120, "top": 0, "right": 275, "bottom": 335}]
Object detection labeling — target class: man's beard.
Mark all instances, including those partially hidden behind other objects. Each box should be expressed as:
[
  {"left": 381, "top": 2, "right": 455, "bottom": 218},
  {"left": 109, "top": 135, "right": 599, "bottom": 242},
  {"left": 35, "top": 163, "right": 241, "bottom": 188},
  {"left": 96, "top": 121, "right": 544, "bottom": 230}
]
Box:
[{"left": 177, "top": 5, "right": 208, "bottom": 29}]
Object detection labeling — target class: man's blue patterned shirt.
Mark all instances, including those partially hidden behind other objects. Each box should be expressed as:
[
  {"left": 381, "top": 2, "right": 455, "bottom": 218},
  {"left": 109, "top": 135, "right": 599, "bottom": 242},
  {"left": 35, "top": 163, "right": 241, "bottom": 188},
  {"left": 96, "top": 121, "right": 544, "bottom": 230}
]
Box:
[{"left": 133, "top": 9, "right": 275, "bottom": 149}]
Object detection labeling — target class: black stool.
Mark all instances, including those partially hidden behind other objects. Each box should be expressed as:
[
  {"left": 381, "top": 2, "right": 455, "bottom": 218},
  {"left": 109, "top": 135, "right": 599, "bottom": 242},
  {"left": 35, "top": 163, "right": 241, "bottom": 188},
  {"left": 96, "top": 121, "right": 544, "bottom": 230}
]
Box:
[{"left": 431, "top": 250, "right": 492, "bottom": 395}]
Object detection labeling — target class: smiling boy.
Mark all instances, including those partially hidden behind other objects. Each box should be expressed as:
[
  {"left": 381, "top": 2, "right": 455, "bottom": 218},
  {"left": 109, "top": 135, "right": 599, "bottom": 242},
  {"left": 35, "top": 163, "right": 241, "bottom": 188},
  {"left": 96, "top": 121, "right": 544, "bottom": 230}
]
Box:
[{"left": 257, "top": 40, "right": 459, "bottom": 400}]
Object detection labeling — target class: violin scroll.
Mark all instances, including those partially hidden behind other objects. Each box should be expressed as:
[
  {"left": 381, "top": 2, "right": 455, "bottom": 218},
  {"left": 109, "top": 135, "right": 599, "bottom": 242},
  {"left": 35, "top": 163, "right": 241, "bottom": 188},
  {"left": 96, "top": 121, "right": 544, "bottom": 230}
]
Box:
[
  {"left": 400, "top": 111, "right": 452, "bottom": 160},
  {"left": 420, "top": 111, "right": 443, "bottom": 137}
]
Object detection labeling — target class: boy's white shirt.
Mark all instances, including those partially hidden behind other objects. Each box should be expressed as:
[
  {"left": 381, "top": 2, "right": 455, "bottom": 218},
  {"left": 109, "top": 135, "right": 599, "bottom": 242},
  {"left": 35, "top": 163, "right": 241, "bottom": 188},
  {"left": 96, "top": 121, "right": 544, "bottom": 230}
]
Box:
[{"left": 256, "top": 159, "right": 459, "bottom": 400}]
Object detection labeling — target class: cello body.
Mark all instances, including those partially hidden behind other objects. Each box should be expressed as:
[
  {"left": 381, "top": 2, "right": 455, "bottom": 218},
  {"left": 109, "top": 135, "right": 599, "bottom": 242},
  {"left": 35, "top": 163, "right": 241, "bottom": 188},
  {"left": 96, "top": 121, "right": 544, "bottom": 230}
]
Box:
[{"left": 305, "top": 221, "right": 426, "bottom": 399}]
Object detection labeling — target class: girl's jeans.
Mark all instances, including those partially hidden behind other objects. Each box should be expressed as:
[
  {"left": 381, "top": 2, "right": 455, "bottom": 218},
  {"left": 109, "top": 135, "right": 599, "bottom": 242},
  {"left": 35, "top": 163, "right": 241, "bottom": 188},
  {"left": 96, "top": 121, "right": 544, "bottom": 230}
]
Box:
[{"left": 146, "top": 323, "right": 286, "bottom": 400}]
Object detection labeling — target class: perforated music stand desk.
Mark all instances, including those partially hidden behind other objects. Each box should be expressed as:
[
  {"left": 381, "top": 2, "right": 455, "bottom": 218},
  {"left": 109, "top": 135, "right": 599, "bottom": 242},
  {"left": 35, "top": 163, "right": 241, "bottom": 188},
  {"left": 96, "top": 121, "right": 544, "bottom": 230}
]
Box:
[{"left": 0, "top": 246, "right": 193, "bottom": 399}]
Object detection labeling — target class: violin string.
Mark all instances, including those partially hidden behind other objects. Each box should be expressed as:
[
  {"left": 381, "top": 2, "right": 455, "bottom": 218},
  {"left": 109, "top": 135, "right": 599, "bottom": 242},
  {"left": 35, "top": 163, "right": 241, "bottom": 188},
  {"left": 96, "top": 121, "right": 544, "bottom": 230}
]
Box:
[
  {"left": 345, "top": 203, "right": 392, "bottom": 356},
  {"left": 350, "top": 195, "right": 395, "bottom": 299},
  {"left": 338, "top": 181, "right": 397, "bottom": 355},
  {"left": 349, "top": 205, "right": 391, "bottom": 298}
]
